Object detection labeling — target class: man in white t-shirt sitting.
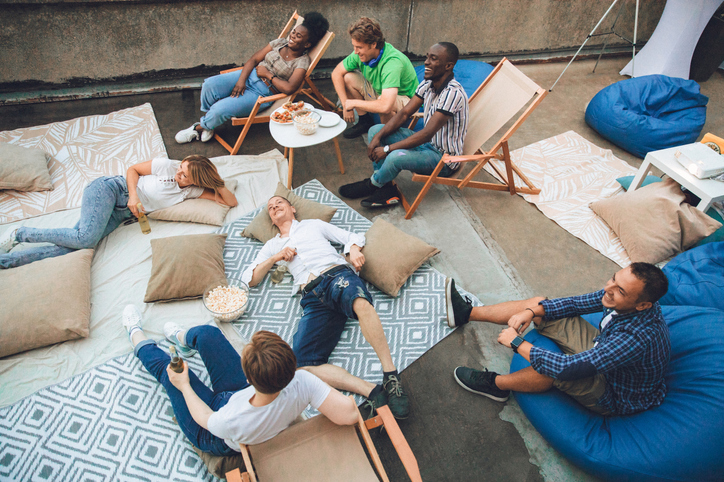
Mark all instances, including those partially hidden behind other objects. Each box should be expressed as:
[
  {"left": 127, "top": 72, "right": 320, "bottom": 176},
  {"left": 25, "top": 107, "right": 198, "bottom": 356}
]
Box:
[{"left": 122, "top": 305, "right": 357, "bottom": 456}]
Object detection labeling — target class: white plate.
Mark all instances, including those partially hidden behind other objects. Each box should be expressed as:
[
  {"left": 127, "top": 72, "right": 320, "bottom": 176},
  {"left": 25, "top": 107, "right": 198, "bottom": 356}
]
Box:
[
  {"left": 270, "top": 103, "right": 315, "bottom": 125},
  {"left": 318, "top": 112, "right": 341, "bottom": 127}
]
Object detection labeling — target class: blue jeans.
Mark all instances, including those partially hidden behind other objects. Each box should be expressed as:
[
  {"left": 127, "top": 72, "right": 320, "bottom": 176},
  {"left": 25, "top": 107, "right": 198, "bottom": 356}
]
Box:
[
  {"left": 135, "top": 325, "right": 249, "bottom": 456},
  {"left": 199, "top": 69, "right": 274, "bottom": 130},
  {"left": 0, "top": 176, "right": 133, "bottom": 269},
  {"left": 294, "top": 266, "right": 374, "bottom": 367},
  {"left": 368, "top": 124, "right": 456, "bottom": 186}
]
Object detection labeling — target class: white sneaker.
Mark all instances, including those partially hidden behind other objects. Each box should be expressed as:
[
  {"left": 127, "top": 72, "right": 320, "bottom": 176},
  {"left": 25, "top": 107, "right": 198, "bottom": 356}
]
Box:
[
  {"left": 164, "top": 322, "right": 197, "bottom": 357},
  {"left": 200, "top": 127, "right": 215, "bottom": 143},
  {"left": 0, "top": 228, "right": 19, "bottom": 254},
  {"left": 122, "top": 305, "right": 144, "bottom": 343},
  {"left": 175, "top": 123, "right": 200, "bottom": 144}
]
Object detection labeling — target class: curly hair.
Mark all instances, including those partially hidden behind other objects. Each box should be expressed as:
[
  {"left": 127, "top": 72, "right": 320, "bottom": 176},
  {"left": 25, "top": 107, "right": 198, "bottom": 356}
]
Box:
[
  {"left": 242, "top": 330, "right": 297, "bottom": 394},
  {"left": 301, "top": 12, "right": 329, "bottom": 48},
  {"left": 348, "top": 17, "right": 385, "bottom": 49}
]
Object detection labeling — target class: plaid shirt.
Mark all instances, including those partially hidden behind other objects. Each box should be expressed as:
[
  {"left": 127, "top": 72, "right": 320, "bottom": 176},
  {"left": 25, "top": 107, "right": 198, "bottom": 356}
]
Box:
[{"left": 530, "top": 290, "right": 671, "bottom": 415}]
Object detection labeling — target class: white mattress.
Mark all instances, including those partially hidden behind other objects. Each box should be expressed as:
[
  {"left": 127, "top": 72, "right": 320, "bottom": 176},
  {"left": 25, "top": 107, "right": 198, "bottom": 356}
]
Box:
[{"left": 0, "top": 151, "right": 287, "bottom": 407}]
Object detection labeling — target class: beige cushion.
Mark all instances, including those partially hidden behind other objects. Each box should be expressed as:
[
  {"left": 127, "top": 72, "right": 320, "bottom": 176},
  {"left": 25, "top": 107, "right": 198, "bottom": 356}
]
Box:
[
  {"left": 590, "top": 178, "right": 722, "bottom": 264},
  {"left": 148, "top": 179, "right": 238, "bottom": 226},
  {"left": 241, "top": 182, "right": 337, "bottom": 243},
  {"left": 357, "top": 219, "right": 440, "bottom": 297},
  {"left": 144, "top": 233, "right": 228, "bottom": 303},
  {"left": 0, "top": 143, "right": 53, "bottom": 192},
  {"left": 0, "top": 249, "right": 93, "bottom": 358}
]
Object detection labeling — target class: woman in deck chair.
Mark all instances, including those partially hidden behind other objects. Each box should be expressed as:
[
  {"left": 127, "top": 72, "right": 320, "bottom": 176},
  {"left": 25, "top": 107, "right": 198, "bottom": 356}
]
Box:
[
  {"left": 175, "top": 12, "right": 329, "bottom": 144},
  {"left": 0, "top": 155, "right": 237, "bottom": 269}
]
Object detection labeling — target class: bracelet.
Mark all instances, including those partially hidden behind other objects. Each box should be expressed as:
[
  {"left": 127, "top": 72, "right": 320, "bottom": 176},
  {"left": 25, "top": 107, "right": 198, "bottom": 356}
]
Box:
[{"left": 526, "top": 308, "right": 536, "bottom": 317}]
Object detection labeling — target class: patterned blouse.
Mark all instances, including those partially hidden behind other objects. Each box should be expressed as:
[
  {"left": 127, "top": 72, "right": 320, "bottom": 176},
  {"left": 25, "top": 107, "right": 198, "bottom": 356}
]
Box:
[{"left": 258, "top": 38, "right": 311, "bottom": 81}]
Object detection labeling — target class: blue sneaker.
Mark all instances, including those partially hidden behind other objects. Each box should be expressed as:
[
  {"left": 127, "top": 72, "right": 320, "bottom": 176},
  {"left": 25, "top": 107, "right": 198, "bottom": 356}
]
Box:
[{"left": 163, "top": 322, "right": 197, "bottom": 358}]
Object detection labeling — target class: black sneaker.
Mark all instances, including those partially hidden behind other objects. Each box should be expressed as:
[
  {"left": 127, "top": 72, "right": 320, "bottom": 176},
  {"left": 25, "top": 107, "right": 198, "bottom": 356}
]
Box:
[
  {"left": 342, "top": 114, "right": 374, "bottom": 139},
  {"left": 360, "top": 183, "right": 400, "bottom": 208},
  {"left": 445, "top": 278, "right": 473, "bottom": 328},
  {"left": 383, "top": 374, "right": 410, "bottom": 419},
  {"left": 339, "top": 178, "right": 378, "bottom": 199},
  {"left": 360, "top": 386, "right": 388, "bottom": 420},
  {"left": 454, "top": 367, "right": 510, "bottom": 402}
]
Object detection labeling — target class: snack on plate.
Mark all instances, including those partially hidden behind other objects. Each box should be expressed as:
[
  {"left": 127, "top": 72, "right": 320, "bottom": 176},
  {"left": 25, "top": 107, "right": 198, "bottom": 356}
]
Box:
[
  {"left": 271, "top": 110, "right": 293, "bottom": 124},
  {"left": 283, "top": 100, "right": 306, "bottom": 112}
]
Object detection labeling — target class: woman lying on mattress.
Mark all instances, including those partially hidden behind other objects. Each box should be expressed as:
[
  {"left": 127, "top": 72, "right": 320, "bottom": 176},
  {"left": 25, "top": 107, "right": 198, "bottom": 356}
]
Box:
[
  {"left": 174, "top": 11, "right": 329, "bottom": 144},
  {"left": 0, "top": 155, "right": 237, "bottom": 269}
]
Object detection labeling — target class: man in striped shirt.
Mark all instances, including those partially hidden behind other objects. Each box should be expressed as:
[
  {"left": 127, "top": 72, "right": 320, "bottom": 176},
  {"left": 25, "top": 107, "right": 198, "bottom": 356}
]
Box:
[
  {"left": 339, "top": 42, "right": 469, "bottom": 208},
  {"left": 447, "top": 263, "right": 671, "bottom": 416}
]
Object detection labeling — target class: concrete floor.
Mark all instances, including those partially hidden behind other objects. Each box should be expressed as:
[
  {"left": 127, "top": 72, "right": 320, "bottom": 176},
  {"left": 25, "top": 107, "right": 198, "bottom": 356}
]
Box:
[{"left": 2, "top": 57, "right": 722, "bottom": 481}]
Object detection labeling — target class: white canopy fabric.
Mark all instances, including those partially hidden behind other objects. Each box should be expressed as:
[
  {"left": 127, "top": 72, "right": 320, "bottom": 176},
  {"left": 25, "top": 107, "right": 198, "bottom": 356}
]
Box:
[{"left": 620, "top": 0, "right": 723, "bottom": 79}]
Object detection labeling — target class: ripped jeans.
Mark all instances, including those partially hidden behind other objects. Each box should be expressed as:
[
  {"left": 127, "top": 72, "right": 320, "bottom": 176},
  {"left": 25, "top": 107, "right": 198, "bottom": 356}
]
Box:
[
  {"left": 368, "top": 124, "right": 456, "bottom": 187},
  {"left": 293, "top": 265, "right": 374, "bottom": 367}
]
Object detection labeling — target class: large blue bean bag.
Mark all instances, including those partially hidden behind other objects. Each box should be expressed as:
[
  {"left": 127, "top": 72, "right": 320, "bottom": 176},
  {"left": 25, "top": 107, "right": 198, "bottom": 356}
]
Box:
[
  {"left": 369, "top": 59, "right": 494, "bottom": 129},
  {"left": 585, "top": 75, "right": 708, "bottom": 158},
  {"left": 660, "top": 241, "right": 724, "bottom": 310}
]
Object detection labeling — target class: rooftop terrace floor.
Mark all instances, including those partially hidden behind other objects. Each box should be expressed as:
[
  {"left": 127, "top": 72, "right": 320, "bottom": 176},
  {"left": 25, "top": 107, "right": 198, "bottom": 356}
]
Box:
[{"left": 2, "top": 57, "right": 722, "bottom": 481}]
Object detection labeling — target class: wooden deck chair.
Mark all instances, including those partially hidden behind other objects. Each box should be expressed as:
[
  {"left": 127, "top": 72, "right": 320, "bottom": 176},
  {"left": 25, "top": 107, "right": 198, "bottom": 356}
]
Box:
[
  {"left": 401, "top": 58, "right": 548, "bottom": 219},
  {"left": 214, "top": 11, "right": 337, "bottom": 155},
  {"left": 225, "top": 400, "right": 422, "bottom": 482}
]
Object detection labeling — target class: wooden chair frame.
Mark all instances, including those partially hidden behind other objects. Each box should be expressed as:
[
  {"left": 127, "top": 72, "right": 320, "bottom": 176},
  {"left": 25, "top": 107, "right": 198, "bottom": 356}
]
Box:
[
  {"left": 225, "top": 399, "right": 422, "bottom": 482},
  {"left": 214, "top": 11, "right": 338, "bottom": 156},
  {"left": 399, "top": 58, "right": 548, "bottom": 219}
]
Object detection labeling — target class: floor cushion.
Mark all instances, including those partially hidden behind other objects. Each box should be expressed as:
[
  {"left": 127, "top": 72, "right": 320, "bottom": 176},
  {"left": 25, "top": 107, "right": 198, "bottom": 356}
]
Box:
[
  {"left": 510, "top": 305, "right": 724, "bottom": 481},
  {"left": 585, "top": 75, "right": 708, "bottom": 158},
  {"left": 660, "top": 241, "right": 724, "bottom": 310}
]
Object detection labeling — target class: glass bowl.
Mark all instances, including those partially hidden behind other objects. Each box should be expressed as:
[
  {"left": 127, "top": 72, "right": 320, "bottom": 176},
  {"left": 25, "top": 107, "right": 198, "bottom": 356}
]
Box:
[
  {"left": 202, "top": 279, "right": 249, "bottom": 323},
  {"left": 292, "top": 109, "right": 321, "bottom": 135}
]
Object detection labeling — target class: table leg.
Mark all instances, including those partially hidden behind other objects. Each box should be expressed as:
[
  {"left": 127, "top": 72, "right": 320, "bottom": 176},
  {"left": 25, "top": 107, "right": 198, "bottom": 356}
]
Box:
[
  {"left": 333, "top": 137, "right": 345, "bottom": 175},
  {"left": 696, "top": 195, "right": 713, "bottom": 212},
  {"left": 629, "top": 159, "right": 652, "bottom": 192},
  {"left": 287, "top": 148, "right": 294, "bottom": 189}
]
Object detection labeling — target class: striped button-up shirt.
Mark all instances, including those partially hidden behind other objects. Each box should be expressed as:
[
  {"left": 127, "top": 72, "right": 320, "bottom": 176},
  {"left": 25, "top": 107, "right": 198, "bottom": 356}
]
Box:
[
  {"left": 415, "top": 76, "right": 468, "bottom": 169},
  {"left": 530, "top": 290, "right": 671, "bottom": 415}
]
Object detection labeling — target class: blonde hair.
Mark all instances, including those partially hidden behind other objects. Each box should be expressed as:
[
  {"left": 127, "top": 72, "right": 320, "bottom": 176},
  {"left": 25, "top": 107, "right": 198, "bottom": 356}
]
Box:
[{"left": 182, "top": 155, "right": 224, "bottom": 195}]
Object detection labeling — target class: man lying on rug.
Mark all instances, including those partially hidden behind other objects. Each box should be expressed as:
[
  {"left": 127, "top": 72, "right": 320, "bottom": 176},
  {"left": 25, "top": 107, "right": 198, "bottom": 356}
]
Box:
[
  {"left": 122, "top": 305, "right": 358, "bottom": 456},
  {"left": 445, "top": 263, "right": 670, "bottom": 416},
  {"left": 0, "top": 155, "right": 237, "bottom": 269},
  {"left": 241, "top": 195, "right": 410, "bottom": 419},
  {"left": 338, "top": 42, "right": 468, "bottom": 208}
]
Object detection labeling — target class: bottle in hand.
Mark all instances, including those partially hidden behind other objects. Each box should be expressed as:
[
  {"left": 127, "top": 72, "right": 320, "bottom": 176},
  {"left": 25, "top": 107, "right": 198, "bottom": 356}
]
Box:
[
  {"left": 270, "top": 263, "right": 288, "bottom": 284},
  {"left": 137, "top": 203, "right": 151, "bottom": 235},
  {"left": 169, "top": 345, "right": 184, "bottom": 373}
]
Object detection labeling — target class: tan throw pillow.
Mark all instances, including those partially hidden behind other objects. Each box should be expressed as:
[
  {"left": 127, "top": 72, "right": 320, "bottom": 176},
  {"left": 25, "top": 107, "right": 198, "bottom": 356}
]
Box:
[
  {"left": 148, "top": 179, "right": 238, "bottom": 226},
  {"left": 590, "top": 178, "right": 722, "bottom": 264},
  {"left": 357, "top": 219, "right": 440, "bottom": 297},
  {"left": 241, "top": 183, "right": 337, "bottom": 243},
  {"left": 0, "top": 249, "right": 93, "bottom": 358},
  {"left": 0, "top": 143, "right": 53, "bottom": 192},
  {"left": 144, "top": 233, "right": 228, "bottom": 303}
]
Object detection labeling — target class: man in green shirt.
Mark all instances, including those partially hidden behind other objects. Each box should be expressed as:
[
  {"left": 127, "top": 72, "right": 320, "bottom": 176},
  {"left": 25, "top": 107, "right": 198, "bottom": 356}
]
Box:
[{"left": 331, "top": 17, "right": 419, "bottom": 139}]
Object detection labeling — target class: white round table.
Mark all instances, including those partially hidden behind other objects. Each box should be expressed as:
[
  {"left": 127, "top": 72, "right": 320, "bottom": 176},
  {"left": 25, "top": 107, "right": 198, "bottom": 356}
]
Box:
[{"left": 269, "top": 109, "right": 346, "bottom": 188}]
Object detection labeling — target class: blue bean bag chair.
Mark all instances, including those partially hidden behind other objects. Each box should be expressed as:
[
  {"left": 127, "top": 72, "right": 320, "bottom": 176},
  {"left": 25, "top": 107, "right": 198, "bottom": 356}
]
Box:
[
  {"left": 510, "top": 244, "right": 724, "bottom": 481},
  {"left": 369, "top": 59, "right": 494, "bottom": 130},
  {"left": 585, "top": 75, "right": 708, "bottom": 158}
]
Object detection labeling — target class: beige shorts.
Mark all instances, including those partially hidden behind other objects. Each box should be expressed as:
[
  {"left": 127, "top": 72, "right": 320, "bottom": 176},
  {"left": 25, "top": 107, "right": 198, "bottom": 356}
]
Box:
[
  {"left": 346, "top": 71, "right": 410, "bottom": 114},
  {"left": 536, "top": 316, "right": 610, "bottom": 415}
]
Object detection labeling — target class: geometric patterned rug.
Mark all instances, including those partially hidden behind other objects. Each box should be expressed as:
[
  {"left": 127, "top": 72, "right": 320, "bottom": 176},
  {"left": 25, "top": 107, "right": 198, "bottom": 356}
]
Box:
[
  {"left": 220, "top": 179, "right": 457, "bottom": 404},
  {"left": 0, "top": 341, "right": 218, "bottom": 482}
]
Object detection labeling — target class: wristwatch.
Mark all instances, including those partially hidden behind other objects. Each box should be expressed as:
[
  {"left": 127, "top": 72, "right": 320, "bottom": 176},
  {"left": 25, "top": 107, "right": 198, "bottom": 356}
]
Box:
[
  {"left": 383, "top": 145, "right": 390, "bottom": 153},
  {"left": 510, "top": 336, "right": 525, "bottom": 354}
]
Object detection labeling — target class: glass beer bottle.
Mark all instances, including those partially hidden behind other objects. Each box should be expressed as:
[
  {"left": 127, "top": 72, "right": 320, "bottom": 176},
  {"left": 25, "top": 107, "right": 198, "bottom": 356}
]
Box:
[
  {"left": 137, "top": 203, "right": 151, "bottom": 235},
  {"left": 169, "top": 345, "right": 184, "bottom": 373}
]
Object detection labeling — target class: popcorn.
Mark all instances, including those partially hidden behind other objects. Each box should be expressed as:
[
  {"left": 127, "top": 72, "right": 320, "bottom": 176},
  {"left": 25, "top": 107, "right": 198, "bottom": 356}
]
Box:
[{"left": 205, "top": 284, "right": 248, "bottom": 322}]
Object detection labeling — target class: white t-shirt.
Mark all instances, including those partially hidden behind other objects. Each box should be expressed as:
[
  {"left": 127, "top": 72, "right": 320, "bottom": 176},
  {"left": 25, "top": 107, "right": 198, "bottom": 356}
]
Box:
[
  {"left": 206, "top": 370, "right": 332, "bottom": 450},
  {"left": 135, "top": 157, "right": 204, "bottom": 212}
]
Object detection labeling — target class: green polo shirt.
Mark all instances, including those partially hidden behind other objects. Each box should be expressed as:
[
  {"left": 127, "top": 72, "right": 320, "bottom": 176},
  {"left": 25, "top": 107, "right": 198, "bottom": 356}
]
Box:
[{"left": 342, "top": 42, "right": 419, "bottom": 98}]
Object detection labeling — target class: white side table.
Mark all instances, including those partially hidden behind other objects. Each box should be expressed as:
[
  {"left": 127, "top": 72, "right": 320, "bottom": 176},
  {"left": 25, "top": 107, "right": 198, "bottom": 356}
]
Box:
[
  {"left": 269, "top": 111, "right": 346, "bottom": 189},
  {"left": 629, "top": 144, "right": 724, "bottom": 211}
]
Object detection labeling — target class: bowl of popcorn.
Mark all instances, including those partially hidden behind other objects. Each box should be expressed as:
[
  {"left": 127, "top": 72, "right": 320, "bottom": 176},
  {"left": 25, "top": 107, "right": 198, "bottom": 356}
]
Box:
[
  {"left": 203, "top": 279, "right": 249, "bottom": 322},
  {"left": 292, "top": 109, "right": 321, "bottom": 135}
]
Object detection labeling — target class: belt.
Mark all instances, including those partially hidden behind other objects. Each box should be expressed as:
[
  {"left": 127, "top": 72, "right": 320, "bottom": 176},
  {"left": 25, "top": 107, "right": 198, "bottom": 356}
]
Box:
[
  {"left": 260, "top": 76, "right": 280, "bottom": 94},
  {"left": 301, "top": 265, "right": 350, "bottom": 296}
]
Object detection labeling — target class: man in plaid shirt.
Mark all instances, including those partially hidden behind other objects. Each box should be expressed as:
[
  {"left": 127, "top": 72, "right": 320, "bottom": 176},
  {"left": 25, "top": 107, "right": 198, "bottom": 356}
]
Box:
[{"left": 446, "top": 263, "right": 670, "bottom": 415}]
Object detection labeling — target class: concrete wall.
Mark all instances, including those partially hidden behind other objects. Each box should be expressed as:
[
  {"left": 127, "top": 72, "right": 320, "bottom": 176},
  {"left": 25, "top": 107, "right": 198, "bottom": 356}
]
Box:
[{"left": 0, "top": 0, "right": 664, "bottom": 88}]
